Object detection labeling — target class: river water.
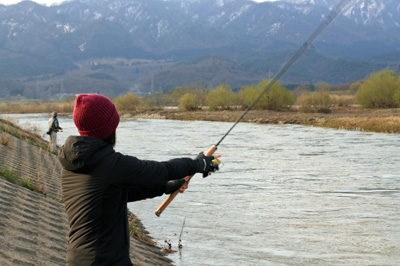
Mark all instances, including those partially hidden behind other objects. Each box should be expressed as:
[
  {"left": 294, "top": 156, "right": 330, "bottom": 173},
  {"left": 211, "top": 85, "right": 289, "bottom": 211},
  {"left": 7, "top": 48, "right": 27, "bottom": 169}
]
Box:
[{"left": 2, "top": 114, "right": 400, "bottom": 266}]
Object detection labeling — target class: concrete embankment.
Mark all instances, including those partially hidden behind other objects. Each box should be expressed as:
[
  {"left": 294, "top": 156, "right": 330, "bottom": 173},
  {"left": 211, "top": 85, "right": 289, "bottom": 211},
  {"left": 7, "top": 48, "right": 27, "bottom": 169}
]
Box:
[{"left": 0, "top": 119, "right": 172, "bottom": 266}]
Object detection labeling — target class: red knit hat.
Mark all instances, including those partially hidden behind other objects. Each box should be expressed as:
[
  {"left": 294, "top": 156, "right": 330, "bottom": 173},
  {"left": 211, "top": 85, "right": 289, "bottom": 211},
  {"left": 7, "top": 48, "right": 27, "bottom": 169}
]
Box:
[{"left": 73, "top": 94, "right": 120, "bottom": 140}]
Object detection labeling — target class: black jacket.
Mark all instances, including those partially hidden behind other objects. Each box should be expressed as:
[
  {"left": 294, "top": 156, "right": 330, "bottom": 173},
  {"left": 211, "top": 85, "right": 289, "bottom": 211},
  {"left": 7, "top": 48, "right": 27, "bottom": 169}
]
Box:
[
  {"left": 58, "top": 136, "right": 202, "bottom": 266},
  {"left": 49, "top": 116, "right": 62, "bottom": 133}
]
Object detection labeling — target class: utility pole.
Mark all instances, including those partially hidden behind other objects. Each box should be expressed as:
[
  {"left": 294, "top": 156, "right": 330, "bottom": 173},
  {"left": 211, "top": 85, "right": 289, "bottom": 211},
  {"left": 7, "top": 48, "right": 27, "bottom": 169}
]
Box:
[
  {"left": 36, "top": 76, "right": 39, "bottom": 99},
  {"left": 151, "top": 74, "right": 154, "bottom": 93},
  {"left": 60, "top": 79, "right": 63, "bottom": 100}
]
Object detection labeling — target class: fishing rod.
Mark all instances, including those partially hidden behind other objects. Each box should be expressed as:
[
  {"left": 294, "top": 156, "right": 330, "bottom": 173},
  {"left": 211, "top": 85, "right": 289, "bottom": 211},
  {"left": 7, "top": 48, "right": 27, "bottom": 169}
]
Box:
[{"left": 155, "top": 0, "right": 354, "bottom": 217}]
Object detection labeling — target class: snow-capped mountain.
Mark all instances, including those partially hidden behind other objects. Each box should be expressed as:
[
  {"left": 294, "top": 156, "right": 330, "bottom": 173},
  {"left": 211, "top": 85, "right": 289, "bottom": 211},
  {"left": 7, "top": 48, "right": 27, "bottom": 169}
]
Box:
[
  {"left": 0, "top": 0, "right": 398, "bottom": 95},
  {"left": 1, "top": 0, "right": 398, "bottom": 54}
]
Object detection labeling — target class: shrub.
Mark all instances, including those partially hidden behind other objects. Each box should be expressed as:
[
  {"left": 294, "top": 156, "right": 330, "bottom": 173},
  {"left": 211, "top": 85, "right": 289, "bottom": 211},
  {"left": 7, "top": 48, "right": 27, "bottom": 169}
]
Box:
[
  {"left": 238, "top": 85, "right": 258, "bottom": 109},
  {"left": 207, "top": 84, "right": 237, "bottom": 111},
  {"left": 312, "top": 90, "right": 332, "bottom": 109},
  {"left": 330, "top": 94, "right": 355, "bottom": 107},
  {"left": 347, "top": 81, "right": 364, "bottom": 95},
  {"left": 395, "top": 89, "right": 400, "bottom": 106},
  {"left": 266, "top": 84, "right": 296, "bottom": 110},
  {"left": 292, "top": 84, "right": 311, "bottom": 99},
  {"left": 179, "top": 93, "right": 198, "bottom": 111},
  {"left": 315, "top": 81, "right": 331, "bottom": 92},
  {"left": 114, "top": 92, "right": 141, "bottom": 111},
  {"left": 297, "top": 90, "right": 333, "bottom": 113},
  {"left": 238, "top": 79, "right": 295, "bottom": 111},
  {"left": 190, "top": 89, "right": 208, "bottom": 107},
  {"left": 297, "top": 94, "right": 314, "bottom": 113},
  {"left": 166, "top": 83, "right": 211, "bottom": 106},
  {"left": 356, "top": 71, "right": 400, "bottom": 108},
  {"left": 166, "top": 86, "right": 187, "bottom": 106},
  {"left": 142, "top": 92, "right": 167, "bottom": 110}
]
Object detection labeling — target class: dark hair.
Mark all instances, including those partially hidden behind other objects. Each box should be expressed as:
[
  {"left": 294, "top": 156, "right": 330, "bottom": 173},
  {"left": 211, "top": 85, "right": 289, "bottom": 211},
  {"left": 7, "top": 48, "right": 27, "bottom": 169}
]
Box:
[{"left": 104, "top": 131, "right": 116, "bottom": 147}]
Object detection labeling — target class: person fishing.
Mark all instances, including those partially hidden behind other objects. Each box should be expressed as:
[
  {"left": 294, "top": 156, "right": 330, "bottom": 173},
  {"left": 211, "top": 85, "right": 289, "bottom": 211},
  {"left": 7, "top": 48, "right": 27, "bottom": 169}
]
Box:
[
  {"left": 47, "top": 111, "right": 62, "bottom": 152},
  {"left": 58, "top": 94, "right": 220, "bottom": 266}
]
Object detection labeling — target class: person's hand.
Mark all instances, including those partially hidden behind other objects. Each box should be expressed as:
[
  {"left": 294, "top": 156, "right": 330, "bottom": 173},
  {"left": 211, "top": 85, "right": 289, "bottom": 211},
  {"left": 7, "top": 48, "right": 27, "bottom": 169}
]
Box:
[
  {"left": 165, "top": 176, "right": 190, "bottom": 194},
  {"left": 179, "top": 176, "right": 190, "bottom": 193},
  {"left": 195, "top": 152, "right": 221, "bottom": 178},
  {"left": 165, "top": 178, "right": 185, "bottom": 194}
]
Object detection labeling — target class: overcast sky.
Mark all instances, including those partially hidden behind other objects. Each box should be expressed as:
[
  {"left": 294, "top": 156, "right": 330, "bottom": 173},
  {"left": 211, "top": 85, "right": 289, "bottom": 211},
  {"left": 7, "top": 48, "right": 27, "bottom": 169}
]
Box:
[{"left": 0, "top": 0, "right": 276, "bottom": 6}]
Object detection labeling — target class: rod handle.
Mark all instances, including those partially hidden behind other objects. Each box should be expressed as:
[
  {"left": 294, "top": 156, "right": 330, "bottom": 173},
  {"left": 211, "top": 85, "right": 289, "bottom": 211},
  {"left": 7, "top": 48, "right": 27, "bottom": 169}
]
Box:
[{"left": 154, "top": 145, "right": 217, "bottom": 217}]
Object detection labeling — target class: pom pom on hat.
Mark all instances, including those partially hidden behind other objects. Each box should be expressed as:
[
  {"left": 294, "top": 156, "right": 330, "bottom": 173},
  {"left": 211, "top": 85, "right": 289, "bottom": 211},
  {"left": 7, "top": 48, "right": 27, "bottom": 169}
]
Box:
[{"left": 73, "top": 94, "right": 120, "bottom": 140}]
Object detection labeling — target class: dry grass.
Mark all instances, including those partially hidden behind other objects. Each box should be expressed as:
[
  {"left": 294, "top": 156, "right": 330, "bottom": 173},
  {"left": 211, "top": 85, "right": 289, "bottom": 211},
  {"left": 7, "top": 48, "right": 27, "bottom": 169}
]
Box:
[
  {"left": 0, "top": 121, "right": 61, "bottom": 199},
  {"left": 0, "top": 118, "right": 48, "bottom": 149},
  {"left": 127, "top": 211, "right": 157, "bottom": 246},
  {"left": 330, "top": 94, "right": 355, "bottom": 101},
  {"left": 0, "top": 133, "right": 11, "bottom": 146},
  {"left": 33, "top": 148, "right": 48, "bottom": 196},
  {"left": 135, "top": 108, "right": 400, "bottom": 134},
  {"left": 306, "top": 116, "right": 400, "bottom": 133},
  {"left": 330, "top": 94, "right": 355, "bottom": 108},
  {"left": 22, "top": 122, "right": 42, "bottom": 135},
  {"left": 330, "top": 94, "right": 356, "bottom": 106},
  {"left": 0, "top": 101, "right": 74, "bottom": 114}
]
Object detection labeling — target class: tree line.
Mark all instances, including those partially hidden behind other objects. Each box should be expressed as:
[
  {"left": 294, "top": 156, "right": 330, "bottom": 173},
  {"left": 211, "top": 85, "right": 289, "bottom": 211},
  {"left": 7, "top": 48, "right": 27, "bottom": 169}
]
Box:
[{"left": 112, "top": 70, "right": 400, "bottom": 113}]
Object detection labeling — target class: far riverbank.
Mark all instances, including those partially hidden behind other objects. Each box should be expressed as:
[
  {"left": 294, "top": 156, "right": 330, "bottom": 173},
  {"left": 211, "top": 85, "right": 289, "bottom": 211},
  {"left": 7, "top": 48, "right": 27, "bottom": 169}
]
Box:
[
  {"left": 122, "top": 107, "right": 400, "bottom": 134},
  {"left": 1, "top": 102, "right": 400, "bottom": 133}
]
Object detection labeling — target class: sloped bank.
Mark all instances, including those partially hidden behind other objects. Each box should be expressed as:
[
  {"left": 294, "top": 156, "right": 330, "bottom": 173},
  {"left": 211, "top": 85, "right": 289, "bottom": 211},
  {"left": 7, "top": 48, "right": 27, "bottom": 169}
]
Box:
[{"left": 0, "top": 119, "right": 173, "bottom": 266}]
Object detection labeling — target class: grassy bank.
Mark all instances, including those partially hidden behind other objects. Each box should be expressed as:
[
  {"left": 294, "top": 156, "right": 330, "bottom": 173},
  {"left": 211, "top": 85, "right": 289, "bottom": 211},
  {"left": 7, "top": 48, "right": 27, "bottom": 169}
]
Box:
[
  {"left": 0, "top": 101, "right": 74, "bottom": 114},
  {"left": 126, "top": 107, "right": 400, "bottom": 134},
  {"left": 302, "top": 116, "right": 400, "bottom": 133},
  {"left": 0, "top": 118, "right": 50, "bottom": 149}
]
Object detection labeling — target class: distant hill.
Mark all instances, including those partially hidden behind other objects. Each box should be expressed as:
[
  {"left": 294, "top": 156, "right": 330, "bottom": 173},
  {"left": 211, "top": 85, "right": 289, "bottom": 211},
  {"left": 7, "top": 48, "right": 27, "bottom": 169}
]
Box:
[
  {"left": 141, "top": 51, "right": 386, "bottom": 92},
  {"left": 0, "top": 0, "right": 398, "bottom": 98},
  {"left": 141, "top": 55, "right": 266, "bottom": 92}
]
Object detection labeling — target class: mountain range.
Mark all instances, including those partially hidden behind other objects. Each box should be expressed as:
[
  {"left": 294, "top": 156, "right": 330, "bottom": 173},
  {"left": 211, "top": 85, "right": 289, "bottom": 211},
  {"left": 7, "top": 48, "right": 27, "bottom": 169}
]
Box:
[{"left": 0, "top": 0, "right": 399, "bottom": 98}]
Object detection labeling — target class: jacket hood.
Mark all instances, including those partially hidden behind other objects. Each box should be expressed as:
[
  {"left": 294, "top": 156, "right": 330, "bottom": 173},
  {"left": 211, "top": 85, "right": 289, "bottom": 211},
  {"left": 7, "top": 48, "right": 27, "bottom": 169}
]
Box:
[{"left": 58, "top": 136, "right": 114, "bottom": 172}]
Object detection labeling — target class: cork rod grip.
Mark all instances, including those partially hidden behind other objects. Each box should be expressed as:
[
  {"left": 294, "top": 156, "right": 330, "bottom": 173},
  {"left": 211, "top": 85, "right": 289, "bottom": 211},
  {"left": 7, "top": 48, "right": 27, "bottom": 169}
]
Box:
[{"left": 154, "top": 145, "right": 217, "bottom": 217}]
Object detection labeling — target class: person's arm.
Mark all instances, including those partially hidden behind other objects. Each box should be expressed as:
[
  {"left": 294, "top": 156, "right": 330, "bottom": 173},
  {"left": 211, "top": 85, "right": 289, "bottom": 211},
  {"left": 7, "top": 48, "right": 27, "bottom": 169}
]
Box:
[
  {"left": 111, "top": 152, "right": 216, "bottom": 188},
  {"left": 112, "top": 154, "right": 197, "bottom": 186},
  {"left": 55, "top": 119, "right": 62, "bottom": 130},
  {"left": 127, "top": 176, "right": 189, "bottom": 202},
  {"left": 127, "top": 184, "right": 165, "bottom": 201}
]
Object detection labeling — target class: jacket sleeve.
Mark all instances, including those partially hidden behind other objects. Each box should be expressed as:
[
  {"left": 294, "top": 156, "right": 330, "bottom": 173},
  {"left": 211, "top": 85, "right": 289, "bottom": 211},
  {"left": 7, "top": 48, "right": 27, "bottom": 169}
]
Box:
[
  {"left": 55, "top": 119, "right": 62, "bottom": 130},
  {"left": 127, "top": 185, "right": 165, "bottom": 202},
  {"left": 110, "top": 153, "right": 200, "bottom": 188}
]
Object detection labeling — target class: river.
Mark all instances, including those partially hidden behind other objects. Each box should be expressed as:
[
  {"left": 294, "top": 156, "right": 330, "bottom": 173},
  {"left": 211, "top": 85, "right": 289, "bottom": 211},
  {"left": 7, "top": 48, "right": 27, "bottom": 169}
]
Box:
[{"left": 2, "top": 114, "right": 399, "bottom": 266}]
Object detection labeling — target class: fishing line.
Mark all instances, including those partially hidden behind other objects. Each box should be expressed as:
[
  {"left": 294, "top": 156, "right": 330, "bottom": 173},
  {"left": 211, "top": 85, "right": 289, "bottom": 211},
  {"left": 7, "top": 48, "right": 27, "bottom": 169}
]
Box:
[{"left": 215, "top": 0, "right": 354, "bottom": 147}]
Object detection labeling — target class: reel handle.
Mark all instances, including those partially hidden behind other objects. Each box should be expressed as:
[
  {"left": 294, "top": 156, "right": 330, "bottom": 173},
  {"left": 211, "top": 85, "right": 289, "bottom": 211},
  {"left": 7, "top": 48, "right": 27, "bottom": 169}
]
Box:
[{"left": 154, "top": 145, "right": 217, "bottom": 217}]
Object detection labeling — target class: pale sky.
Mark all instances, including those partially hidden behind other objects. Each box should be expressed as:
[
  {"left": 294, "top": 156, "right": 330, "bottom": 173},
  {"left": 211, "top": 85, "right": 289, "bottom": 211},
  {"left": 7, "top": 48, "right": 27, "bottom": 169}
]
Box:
[{"left": 0, "top": 0, "right": 276, "bottom": 7}]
